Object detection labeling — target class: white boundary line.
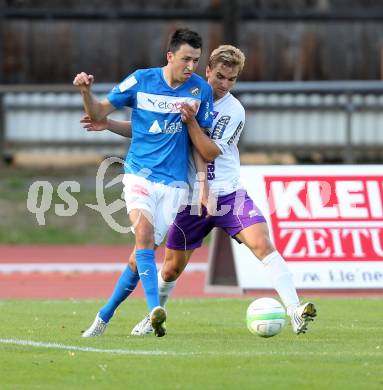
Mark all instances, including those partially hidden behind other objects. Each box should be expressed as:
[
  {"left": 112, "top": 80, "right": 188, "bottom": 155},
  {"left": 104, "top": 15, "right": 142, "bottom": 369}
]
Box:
[
  {"left": 0, "top": 338, "right": 193, "bottom": 356},
  {"left": 0, "top": 338, "right": 381, "bottom": 357},
  {"left": 0, "top": 262, "right": 207, "bottom": 273}
]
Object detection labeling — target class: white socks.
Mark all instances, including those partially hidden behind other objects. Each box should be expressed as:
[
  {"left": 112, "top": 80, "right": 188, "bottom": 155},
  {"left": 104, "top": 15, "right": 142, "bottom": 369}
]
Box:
[
  {"left": 262, "top": 251, "right": 300, "bottom": 316},
  {"left": 157, "top": 253, "right": 299, "bottom": 316},
  {"left": 158, "top": 270, "right": 177, "bottom": 307}
]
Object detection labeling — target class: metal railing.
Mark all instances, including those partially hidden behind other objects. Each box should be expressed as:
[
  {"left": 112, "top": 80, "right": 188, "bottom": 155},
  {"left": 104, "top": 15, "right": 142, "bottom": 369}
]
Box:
[
  {"left": 0, "top": 84, "right": 130, "bottom": 160},
  {"left": 1, "top": 81, "right": 383, "bottom": 164},
  {"left": 233, "top": 81, "right": 383, "bottom": 163}
]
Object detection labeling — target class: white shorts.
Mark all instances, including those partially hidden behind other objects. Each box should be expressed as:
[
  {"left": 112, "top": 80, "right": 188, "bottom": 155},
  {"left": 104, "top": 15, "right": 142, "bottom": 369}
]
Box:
[{"left": 123, "top": 174, "right": 187, "bottom": 246}]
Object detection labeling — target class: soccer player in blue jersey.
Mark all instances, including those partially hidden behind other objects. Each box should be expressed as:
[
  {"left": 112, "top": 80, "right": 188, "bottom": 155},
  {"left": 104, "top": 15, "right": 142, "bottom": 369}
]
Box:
[
  {"left": 74, "top": 28, "right": 214, "bottom": 337},
  {"left": 81, "top": 45, "right": 317, "bottom": 337}
]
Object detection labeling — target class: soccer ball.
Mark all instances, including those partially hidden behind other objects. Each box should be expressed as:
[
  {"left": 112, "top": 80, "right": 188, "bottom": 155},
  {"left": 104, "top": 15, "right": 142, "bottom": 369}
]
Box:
[{"left": 246, "top": 297, "right": 286, "bottom": 337}]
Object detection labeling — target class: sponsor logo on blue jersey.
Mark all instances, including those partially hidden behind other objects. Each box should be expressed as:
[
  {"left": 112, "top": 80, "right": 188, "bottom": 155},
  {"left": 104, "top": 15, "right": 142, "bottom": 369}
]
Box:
[
  {"left": 138, "top": 92, "right": 200, "bottom": 114},
  {"left": 149, "top": 120, "right": 183, "bottom": 134},
  {"left": 107, "top": 68, "right": 213, "bottom": 184}
]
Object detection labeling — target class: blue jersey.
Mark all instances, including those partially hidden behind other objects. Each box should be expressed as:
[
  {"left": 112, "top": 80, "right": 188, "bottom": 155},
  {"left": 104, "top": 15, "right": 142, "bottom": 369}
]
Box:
[{"left": 107, "top": 68, "right": 214, "bottom": 185}]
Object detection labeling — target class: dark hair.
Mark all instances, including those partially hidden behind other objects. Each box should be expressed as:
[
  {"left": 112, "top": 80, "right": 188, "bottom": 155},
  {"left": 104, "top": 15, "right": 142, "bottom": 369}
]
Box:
[{"left": 167, "top": 28, "right": 202, "bottom": 53}]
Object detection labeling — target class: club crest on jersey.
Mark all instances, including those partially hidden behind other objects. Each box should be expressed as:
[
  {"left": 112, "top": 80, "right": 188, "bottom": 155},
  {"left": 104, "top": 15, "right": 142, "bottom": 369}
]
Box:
[{"left": 190, "top": 87, "right": 200, "bottom": 96}]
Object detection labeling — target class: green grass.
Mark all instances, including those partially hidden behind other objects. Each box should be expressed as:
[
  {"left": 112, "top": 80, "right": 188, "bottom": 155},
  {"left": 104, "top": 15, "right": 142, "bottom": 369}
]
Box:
[
  {"left": 0, "top": 167, "right": 212, "bottom": 245},
  {"left": 0, "top": 298, "right": 382, "bottom": 389},
  {"left": 0, "top": 167, "right": 133, "bottom": 244},
  {"left": 0, "top": 188, "right": 135, "bottom": 245}
]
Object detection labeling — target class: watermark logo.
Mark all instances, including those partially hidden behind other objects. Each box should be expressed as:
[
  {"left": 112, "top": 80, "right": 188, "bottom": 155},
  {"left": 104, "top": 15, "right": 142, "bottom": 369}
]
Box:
[
  {"left": 26, "top": 157, "right": 255, "bottom": 233},
  {"left": 27, "top": 181, "right": 80, "bottom": 225},
  {"left": 85, "top": 156, "right": 131, "bottom": 234},
  {"left": 26, "top": 157, "right": 134, "bottom": 234}
]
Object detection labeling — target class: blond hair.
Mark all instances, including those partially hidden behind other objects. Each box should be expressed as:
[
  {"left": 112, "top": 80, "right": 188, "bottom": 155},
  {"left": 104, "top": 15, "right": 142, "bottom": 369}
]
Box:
[{"left": 208, "top": 45, "right": 246, "bottom": 73}]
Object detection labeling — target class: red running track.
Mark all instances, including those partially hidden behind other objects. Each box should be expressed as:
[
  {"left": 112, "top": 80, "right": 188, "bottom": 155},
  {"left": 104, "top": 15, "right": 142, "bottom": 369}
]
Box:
[
  {"left": 0, "top": 245, "right": 208, "bottom": 264},
  {"left": 1, "top": 246, "right": 382, "bottom": 299},
  {"left": 0, "top": 245, "right": 230, "bottom": 299},
  {"left": 0, "top": 272, "right": 216, "bottom": 299}
]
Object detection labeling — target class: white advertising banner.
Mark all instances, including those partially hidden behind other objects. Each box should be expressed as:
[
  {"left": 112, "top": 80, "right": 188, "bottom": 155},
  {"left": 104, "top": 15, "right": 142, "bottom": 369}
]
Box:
[{"left": 232, "top": 165, "right": 383, "bottom": 289}]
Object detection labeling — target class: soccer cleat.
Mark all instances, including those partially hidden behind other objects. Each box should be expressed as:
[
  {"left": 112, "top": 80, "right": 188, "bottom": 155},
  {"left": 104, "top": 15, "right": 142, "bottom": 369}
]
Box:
[
  {"left": 150, "top": 306, "right": 167, "bottom": 337},
  {"left": 82, "top": 313, "right": 108, "bottom": 338},
  {"left": 130, "top": 315, "right": 154, "bottom": 336},
  {"left": 290, "top": 302, "right": 317, "bottom": 334}
]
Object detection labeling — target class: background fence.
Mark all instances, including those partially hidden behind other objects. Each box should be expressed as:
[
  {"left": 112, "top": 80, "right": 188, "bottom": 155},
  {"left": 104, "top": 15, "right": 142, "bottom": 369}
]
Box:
[
  {"left": 2, "top": 80, "right": 383, "bottom": 164},
  {"left": 3, "top": 1, "right": 383, "bottom": 84}
]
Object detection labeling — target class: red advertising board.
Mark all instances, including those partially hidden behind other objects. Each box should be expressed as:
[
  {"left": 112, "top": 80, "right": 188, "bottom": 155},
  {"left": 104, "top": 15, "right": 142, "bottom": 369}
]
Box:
[
  {"left": 232, "top": 166, "right": 383, "bottom": 289},
  {"left": 264, "top": 176, "right": 383, "bottom": 261}
]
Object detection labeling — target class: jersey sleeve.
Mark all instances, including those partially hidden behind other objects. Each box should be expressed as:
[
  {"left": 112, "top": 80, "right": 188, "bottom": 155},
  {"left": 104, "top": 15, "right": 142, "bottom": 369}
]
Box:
[
  {"left": 106, "top": 71, "right": 140, "bottom": 109},
  {"left": 212, "top": 103, "right": 245, "bottom": 154},
  {"left": 195, "top": 83, "right": 214, "bottom": 130}
]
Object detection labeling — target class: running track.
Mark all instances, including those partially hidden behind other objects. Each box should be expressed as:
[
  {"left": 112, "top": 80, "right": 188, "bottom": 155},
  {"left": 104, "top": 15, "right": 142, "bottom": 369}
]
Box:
[
  {"left": 1, "top": 246, "right": 381, "bottom": 299},
  {"left": 0, "top": 245, "right": 246, "bottom": 299}
]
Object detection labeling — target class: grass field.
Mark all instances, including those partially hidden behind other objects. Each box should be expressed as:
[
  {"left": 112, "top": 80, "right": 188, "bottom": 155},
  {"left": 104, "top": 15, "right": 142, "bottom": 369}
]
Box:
[
  {"left": 0, "top": 167, "right": 132, "bottom": 245},
  {"left": 0, "top": 166, "right": 139, "bottom": 245},
  {"left": 1, "top": 298, "right": 382, "bottom": 389}
]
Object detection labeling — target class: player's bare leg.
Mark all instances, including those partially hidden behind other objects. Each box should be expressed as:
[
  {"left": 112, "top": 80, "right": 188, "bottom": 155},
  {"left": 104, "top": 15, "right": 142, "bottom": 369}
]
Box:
[
  {"left": 159, "top": 248, "right": 194, "bottom": 303},
  {"left": 235, "top": 223, "right": 316, "bottom": 334},
  {"left": 131, "top": 248, "right": 193, "bottom": 336},
  {"left": 162, "top": 248, "right": 193, "bottom": 279}
]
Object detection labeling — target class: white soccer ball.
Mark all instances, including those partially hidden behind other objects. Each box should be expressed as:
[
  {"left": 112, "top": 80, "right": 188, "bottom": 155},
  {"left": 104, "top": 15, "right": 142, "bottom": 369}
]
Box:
[{"left": 246, "top": 297, "right": 286, "bottom": 337}]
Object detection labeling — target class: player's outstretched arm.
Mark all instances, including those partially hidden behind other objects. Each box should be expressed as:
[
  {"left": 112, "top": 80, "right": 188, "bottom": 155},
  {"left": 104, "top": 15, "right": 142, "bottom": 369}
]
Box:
[
  {"left": 80, "top": 116, "right": 132, "bottom": 138},
  {"left": 192, "top": 148, "right": 217, "bottom": 217},
  {"left": 192, "top": 147, "right": 209, "bottom": 216},
  {"left": 73, "top": 72, "right": 115, "bottom": 121}
]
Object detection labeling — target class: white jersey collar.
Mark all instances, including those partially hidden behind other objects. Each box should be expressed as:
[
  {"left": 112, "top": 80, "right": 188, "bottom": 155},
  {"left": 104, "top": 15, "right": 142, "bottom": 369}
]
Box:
[{"left": 214, "top": 92, "right": 232, "bottom": 106}]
